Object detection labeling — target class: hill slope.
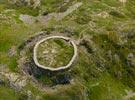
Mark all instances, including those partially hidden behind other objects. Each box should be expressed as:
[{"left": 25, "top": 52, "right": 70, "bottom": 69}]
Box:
[{"left": 0, "top": 0, "right": 135, "bottom": 100}]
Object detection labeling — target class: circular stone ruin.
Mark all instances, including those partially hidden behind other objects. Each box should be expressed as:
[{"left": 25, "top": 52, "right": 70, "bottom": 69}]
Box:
[{"left": 33, "top": 36, "right": 77, "bottom": 71}]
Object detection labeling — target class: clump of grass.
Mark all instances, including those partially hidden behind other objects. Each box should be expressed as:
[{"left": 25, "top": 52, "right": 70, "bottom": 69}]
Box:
[
  {"left": 40, "top": 0, "right": 75, "bottom": 14},
  {"left": 8, "top": 56, "right": 18, "bottom": 71},
  {"left": 0, "top": 86, "right": 25, "bottom": 100},
  {"left": 42, "top": 82, "right": 86, "bottom": 100},
  {"left": 6, "top": 4, "right": 39, "bottom": 16},
  {"left": 74, "top": 7, "right": 92, "bottom": 24},
  {"left": 87, "top": 73, "right": 127, "bottom": 100},
  {"left": 109, "top": 10, "right": 125, "bottom": 18}
]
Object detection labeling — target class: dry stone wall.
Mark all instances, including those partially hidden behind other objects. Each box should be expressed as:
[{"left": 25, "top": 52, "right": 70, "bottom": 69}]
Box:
[{"left": 33, "top": 36, "right": 77, "bottom": 71}]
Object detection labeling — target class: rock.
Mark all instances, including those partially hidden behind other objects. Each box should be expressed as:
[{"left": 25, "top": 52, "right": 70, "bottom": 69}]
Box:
[
  {"left": 32, "top": 0, "right": 41, "bottom": 9},
  {"left": 27, "top": 90, "right": 32, "bottom": 100},
  {"left": 20, "top": 2, "right": 82, "bottom": 25},
  {"left": 127, "top": 53, "right": 135, "bottom": 67},
  {"left": 19, "top": 14, "right": 36, "bottom": 24},
  {"left": 15, "top": 78, "right": 27, "bottom": 89},
  {"left": 0, "top": 72, "right": 27, "bottom": 91},
  {"left": 8, "top": 46, "right": 17, "bottom": 57},
  {"left": 97, "top": 11, "right": 109, "bottom": 18},
  {"left": 54, "top": 2, "right": 83, "bottom": 20},
  {"left": 127, "top": 53, "right": 134, "bottom": 59}
]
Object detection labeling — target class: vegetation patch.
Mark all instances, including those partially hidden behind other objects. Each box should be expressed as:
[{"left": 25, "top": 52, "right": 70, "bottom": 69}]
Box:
[{"left": 36, "top": 38, "right": 74, "bottom": 68}]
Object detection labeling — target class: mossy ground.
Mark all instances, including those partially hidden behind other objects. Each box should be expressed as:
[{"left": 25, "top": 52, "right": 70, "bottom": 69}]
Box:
[{"left": 0, "top": 0, "right": 135, "bottom": 100}]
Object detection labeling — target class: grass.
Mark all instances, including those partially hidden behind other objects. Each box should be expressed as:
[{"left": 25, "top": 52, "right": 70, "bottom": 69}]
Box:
[
  {"left": 37, "top": 38, "right": 74, "bottom": 68},
  {"left": 0, "top": 86, "right": 18, "bottom": 100},
  {"left": 0, "top": 0, "right": 135, "bottom": 99},
  {"left": 0, "top": 7, "right": 42, "bottom": 71},
  {"left": 0, "top": 86, "right": 28, "bottom": 100},
  {"left": 87, "top": 73, "right": 127, "bottom": 100},
  {"left": 40, "top": 0, "right": 76, "bottom": 14}
]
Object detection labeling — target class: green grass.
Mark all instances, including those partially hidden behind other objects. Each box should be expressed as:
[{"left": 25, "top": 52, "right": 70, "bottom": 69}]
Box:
[
  {"left": 8, "top": 5, "right": 39, "bottom": 16},
  {"left": 87, "top": 73, "right": 127, "bottom": 100},
  {"left": 0, "top": 9, "right": 42, "bottom": 71},
  {"left": 0, "top": 86, "right": 23, "bottom": 100},
  {"left": 40, "top": 0, "right": 76, "bottom": 14},
  {"left": 0, "top": 0, "right": 135, "bottom": 99}
]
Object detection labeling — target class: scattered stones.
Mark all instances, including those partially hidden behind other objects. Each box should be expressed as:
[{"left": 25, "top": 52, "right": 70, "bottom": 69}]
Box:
[
  {"left": 0, "top": 71, "right": 27, "bottom": 91},
  {"left": 8, "top": 73, "right": 27, "bottom": 90},
  {"left": 32, "top": 0, "right": 41, "bottom": 9},
  {"left": 96, "top": 11, "right": 109, "bottom": 18},
  {"left": 56, "top": 2, "right": 83, "bottom": 20},
  {"left": 19, "top": 2, "right": 83, "bottom": 25},
  {"left": 127, "top": 53, "right": 135, "bottom": 67},
  {"left": 8, "top": 46, "right": 17, "bottom": 57},
  {"left": 19, "top": 14, "right": 36, "bottom": 24}
]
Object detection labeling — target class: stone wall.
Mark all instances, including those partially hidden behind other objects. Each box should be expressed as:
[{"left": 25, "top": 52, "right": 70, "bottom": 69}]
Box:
[{"left": 33, "top": 36, "right": 77, "bottom": 71}]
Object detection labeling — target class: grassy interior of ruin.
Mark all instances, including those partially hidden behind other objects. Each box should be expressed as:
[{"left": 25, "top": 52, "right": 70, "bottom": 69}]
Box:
[{"left": 36, "top": 38, "right": 74, "bottom": 68}]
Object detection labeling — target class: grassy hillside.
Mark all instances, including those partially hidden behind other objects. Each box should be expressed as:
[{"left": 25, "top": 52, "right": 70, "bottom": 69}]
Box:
[{"left": 0, "top": 0, "right": 135, "bottom": 100}]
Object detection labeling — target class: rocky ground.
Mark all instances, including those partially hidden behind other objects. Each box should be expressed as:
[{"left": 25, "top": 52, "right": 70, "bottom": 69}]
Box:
[{"left": 0, "top": 0, "right": 135, "bottom": 100}]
